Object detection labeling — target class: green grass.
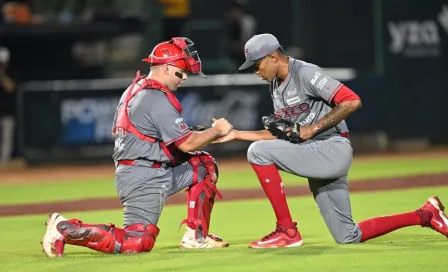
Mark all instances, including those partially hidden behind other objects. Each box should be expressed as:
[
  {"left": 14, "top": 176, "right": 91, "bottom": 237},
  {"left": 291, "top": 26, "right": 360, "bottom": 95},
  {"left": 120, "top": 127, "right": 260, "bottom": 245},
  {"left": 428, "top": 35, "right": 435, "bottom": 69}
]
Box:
[
  {"left": 1, "top": 186, "right": 448, "bottom": 271},
  {"left": 0, "top": 157, "right": 447, "bottom": 205}
]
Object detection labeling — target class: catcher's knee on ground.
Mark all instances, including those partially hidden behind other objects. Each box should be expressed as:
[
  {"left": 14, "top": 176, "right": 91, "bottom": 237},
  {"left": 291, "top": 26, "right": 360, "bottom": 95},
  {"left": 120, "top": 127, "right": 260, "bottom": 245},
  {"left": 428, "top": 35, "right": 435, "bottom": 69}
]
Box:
[
  {"left": 247, "top": 141, "right": 274, "bottom": 166},
  {"left": 309, "top": 178, "right": 362, "bottom": 244}
]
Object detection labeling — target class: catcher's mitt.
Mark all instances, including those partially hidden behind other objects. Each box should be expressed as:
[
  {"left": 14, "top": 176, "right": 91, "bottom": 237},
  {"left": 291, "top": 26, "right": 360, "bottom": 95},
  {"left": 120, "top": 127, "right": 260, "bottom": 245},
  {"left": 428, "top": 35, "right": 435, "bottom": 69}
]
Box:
[
  {"left": 188, "top": 125, "right": 210, "bottom": 131},
  {"left": 262, "top": 114, "right": 302, "bottom": 143}
]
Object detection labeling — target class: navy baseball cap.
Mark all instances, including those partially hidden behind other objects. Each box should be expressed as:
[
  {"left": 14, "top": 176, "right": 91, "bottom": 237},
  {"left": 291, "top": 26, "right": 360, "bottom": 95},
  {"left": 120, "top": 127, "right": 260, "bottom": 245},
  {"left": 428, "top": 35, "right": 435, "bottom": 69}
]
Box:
[{"left": 239, "top": 33, "right": 282, "bottom": 70}]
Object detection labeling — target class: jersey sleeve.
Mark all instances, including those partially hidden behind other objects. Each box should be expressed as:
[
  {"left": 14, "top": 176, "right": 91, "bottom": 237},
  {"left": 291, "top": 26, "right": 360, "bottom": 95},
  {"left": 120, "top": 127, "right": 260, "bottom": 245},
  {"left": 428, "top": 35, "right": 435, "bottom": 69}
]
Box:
[
  {"left": 299, "top": 65, "right": 343, "bottom": 103},
  {"left": 149, "top": 93, "right": 192, "bottom": 145}
]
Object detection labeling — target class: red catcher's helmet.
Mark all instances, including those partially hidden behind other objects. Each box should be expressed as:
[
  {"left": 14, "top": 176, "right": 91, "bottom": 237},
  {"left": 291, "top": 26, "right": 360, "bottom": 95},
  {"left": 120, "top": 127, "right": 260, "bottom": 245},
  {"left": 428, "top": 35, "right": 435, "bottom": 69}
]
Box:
[{"left": 142, "top": 37, "right": 206, "bottom": 78}]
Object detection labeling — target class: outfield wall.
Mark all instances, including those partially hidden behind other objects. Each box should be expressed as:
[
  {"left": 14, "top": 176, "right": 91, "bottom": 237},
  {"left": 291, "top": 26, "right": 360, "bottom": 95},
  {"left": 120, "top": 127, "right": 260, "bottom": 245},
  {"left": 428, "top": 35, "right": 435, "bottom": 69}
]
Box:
[{"left": 17, "top": 69, "right": 448, "bottom": 165}]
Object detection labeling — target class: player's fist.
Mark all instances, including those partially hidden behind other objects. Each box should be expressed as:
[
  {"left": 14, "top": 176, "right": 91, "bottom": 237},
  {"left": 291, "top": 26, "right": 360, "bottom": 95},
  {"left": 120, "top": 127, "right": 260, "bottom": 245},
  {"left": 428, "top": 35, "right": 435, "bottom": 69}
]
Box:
[{"left": 212, "top": 118, "right": 233, "bottom": 136}]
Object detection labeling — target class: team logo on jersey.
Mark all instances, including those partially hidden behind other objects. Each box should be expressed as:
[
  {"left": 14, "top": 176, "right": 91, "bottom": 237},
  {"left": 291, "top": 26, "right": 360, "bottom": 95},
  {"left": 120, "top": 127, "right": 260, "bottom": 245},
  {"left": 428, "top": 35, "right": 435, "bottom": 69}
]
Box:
[
  {"left": 286, "top": 88, "right": 297, "bottom": 96},
  {"left": 179, "top": 122, "right": 188, "bottom": 131},
  {"left": 286, "top": 96, "right": 301, "bottom": 105},
  {"left": 299, "top": 112, "right": 316, "bottom": 126},
  {"left": 317, "top": 77, "right": 328, "bottom": 90},
  {"left": 115, "top": 136, "right": 125, "bottom": 151},
  {"left": 310, "top": 71, "right": 322, "bottom": 85},
  {"left": 275, "top": 103, "right": 310, "bottom": 119}
]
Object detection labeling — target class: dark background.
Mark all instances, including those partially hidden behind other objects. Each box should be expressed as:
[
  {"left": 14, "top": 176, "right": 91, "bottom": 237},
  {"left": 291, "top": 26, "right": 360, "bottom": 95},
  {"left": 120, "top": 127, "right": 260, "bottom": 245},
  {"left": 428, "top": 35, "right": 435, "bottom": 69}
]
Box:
[{"left": 1, "top": 0, "right": 447, "bottom": 164}]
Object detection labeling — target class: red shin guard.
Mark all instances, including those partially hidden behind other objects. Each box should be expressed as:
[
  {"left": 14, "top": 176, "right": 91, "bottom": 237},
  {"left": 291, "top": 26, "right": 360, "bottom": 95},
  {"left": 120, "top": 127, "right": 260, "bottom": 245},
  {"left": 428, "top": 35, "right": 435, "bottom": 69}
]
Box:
[
  {"left": 180, "top": 151, "right": 222, "bottom": 241},
  {"left": 57, "top": 219, "right": 159, "bottom": 254}
]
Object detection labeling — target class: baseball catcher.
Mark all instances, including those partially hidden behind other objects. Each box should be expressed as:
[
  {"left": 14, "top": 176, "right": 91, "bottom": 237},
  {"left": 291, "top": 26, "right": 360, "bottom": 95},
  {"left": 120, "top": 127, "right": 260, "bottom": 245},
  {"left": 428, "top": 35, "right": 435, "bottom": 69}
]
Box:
[{"left": 41, "top": 37, "right": 234, "bottom": 257}]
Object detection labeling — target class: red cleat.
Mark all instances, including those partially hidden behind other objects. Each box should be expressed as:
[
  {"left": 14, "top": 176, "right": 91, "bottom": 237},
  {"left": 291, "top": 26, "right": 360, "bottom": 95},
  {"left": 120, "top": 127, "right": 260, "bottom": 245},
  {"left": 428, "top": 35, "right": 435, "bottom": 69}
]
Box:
[
  {"left": 419, "top": 196, "right": 448, "bottom": 237},
  {"left": 249, "top": 222, "right": 303, "bottom": 248}
]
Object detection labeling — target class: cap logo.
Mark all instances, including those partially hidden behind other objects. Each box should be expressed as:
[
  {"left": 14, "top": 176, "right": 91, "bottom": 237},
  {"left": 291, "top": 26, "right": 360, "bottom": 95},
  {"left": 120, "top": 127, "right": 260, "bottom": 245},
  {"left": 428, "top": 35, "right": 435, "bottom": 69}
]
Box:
[
  {"left": 162, "top": 48, "right": 171, "bottom": 56},
  {"left": 244, "top": 47, "right": 249, "bottom": 59}
]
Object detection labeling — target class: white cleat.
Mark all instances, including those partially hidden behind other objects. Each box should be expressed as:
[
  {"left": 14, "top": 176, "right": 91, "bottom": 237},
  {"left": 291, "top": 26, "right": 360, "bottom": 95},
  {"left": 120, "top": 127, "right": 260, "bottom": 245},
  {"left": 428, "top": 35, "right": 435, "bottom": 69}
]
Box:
[
  {"left": 41, "top": 213, "right": 67, "bottom": 257},
  {"left": 179, "top": 227, "right": 229, "bottom": 249}
]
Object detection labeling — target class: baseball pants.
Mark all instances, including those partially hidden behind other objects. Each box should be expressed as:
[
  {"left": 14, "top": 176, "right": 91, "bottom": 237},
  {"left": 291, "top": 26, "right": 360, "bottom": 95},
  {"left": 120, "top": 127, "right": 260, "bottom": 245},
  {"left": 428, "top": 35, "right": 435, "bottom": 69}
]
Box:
[
  {"left": 247, "top": 135, "right": 362, "bottom": 244},
  {"left": 115, "top": 162, "right": 208, "bottom": 227}
]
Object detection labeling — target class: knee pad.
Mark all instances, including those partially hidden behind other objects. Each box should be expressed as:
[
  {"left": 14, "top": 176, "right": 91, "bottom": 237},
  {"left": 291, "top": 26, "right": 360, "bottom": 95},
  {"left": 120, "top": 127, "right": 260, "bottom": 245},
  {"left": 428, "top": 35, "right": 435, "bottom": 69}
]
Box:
[
  {"left": 120, "top": 223, "right": 160, "bottom": 253},
  {"left": 187, "top": 151, "right": 219, "bottom": 184}
]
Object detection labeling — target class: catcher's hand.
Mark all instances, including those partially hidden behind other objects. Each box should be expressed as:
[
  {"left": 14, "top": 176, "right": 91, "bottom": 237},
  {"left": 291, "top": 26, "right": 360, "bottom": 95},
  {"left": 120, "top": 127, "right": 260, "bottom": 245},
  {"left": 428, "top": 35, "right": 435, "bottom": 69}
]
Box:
[
  {"left": 188, "top": 125, "right": 210, "bottom": 131},
  {"left": 262, "top": 114, "right": 302, "bottom": 143}
]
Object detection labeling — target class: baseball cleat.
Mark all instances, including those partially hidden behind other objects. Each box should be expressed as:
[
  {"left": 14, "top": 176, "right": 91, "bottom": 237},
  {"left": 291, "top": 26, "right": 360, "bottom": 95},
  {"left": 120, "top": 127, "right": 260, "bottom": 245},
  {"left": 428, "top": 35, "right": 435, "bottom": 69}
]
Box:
[
  {"left": 249, "top": 222, "right": 303, "bottom": 248},
  {"left": 420, "top": 196, "right": 448, "bottom": 237},
  {"left": 179, "top": 227, "right": 229, "bottom": 248},
  {"left": 42, "top": 213, "right": 67, "bottom": 257}
]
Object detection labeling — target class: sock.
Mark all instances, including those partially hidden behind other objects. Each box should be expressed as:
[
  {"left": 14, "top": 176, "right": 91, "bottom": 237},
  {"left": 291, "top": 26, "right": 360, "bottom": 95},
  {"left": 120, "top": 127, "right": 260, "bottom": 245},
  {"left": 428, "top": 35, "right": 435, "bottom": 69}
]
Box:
[
  {"left": 359, "top": 210, "right": 432, "bottom": 242},
  {"left": 250, "top": 163, "right": 294, "bottom": 228}
]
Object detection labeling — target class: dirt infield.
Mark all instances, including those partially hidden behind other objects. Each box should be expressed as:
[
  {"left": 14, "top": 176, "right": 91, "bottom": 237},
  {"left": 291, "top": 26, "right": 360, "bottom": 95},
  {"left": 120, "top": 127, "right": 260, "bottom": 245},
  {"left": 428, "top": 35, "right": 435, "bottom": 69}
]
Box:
[{"left": 1, "top": 172, "right": 448, "bottom": 217}]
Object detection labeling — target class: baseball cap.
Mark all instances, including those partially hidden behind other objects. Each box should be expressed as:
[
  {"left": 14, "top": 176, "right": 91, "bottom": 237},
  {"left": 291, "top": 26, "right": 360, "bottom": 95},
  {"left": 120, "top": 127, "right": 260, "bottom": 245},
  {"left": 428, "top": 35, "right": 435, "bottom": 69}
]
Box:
[
  {"left": 239, "top": 33, "right": 282, "bottom": 70},
  {"left": 0, "top": 47, "right": 10, "bottom": 63}
]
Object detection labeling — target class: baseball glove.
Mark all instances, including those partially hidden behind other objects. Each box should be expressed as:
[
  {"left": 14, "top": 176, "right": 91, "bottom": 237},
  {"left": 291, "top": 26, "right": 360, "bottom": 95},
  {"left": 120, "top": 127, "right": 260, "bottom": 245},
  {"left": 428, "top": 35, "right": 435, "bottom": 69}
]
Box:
[
  {"left": 189, "top": 125, "right": 210, "bottom": 131},
  {"left": 262, "top": 114, "right": 302, "bottom": 143}
]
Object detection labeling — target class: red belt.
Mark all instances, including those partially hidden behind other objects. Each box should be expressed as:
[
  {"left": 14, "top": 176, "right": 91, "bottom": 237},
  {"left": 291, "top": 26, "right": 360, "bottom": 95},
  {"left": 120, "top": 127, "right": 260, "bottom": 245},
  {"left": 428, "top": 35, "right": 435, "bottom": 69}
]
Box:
[{"left": 117, "top": 160, "right": 165, "bottom": 168}]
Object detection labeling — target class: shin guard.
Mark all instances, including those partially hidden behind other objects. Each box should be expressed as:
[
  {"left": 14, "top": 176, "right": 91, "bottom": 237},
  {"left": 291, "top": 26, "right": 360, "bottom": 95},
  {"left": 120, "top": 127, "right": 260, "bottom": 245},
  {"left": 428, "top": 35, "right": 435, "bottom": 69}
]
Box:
[
  {"left": 180, "top": 151, "right": 223, "bottom": 241},
  {"left": 57, "top": 219, "right": 159, "bottom": 254}
]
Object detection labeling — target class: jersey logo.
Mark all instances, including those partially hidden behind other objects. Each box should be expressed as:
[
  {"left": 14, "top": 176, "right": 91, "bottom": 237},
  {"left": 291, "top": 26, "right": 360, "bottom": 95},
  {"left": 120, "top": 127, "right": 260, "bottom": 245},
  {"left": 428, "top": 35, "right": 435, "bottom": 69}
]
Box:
[
  {"left": 310, "top": 71, "right": 321, "bottom": 85},
  {"left": 286, "top": 96, "right": 301, "bottom": 105},
  {"left": 275, "top": 103, "right": 310, "bottom": 119},
  {"left": 299, "top": 112, "right": 316, "bottom": 126},
  {"left": 179, "top": 122, "right": 188, "bottom": 131},
  {"left": 115, "top": 136, "right": 125, "bottom": 151},
  {"left": 317, "top": 77, "right": 328, "bottom": 90},
  {"left": 286, "top": 88, "right": 297, "bottom": 96}
]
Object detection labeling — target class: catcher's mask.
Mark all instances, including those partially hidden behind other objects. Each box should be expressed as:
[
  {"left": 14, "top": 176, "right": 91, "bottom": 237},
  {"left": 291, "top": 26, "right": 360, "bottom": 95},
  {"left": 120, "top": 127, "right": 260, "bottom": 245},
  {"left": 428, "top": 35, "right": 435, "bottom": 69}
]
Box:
[{"left": 142, "top": 37, "right": 206, "bottom": 78}]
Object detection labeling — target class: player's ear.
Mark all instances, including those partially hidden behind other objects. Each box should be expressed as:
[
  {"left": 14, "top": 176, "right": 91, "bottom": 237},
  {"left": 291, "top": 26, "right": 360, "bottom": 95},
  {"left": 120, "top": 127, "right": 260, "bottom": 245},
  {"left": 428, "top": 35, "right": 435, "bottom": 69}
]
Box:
[
  {"left": 268, "top": 53, "right": 278, "bottom": 63},
  {"left": 164, "top": 65, "right": 170, "bottom": 75}
]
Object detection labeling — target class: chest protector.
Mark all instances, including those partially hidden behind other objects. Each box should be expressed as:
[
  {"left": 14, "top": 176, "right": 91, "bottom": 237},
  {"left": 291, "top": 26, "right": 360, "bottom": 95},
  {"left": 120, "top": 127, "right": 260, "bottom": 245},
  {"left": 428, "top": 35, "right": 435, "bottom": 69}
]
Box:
[{"left": 113, "top": 71, "right": 183, "bottom": 163}]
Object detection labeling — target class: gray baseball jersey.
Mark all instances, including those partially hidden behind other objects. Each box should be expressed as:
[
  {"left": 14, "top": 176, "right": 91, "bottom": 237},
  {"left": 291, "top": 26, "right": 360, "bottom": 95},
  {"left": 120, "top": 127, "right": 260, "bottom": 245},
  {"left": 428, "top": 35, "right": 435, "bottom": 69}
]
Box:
[
  {"left": 111, "top": 81, "right": 209, "bottom": 228},
  {"left": 112, "top": 82, "right": 191, "bottom": 164},
  {"left": 271, "top": 58, "right": 349, "bottom": 139}
]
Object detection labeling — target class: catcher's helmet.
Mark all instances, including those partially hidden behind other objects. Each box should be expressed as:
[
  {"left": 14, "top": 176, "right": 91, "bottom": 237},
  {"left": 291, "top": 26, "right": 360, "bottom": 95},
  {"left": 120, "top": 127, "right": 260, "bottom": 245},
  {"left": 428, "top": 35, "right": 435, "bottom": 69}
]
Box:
[{"left": 142, "top": 37, "right": 206, "bottom": 78}]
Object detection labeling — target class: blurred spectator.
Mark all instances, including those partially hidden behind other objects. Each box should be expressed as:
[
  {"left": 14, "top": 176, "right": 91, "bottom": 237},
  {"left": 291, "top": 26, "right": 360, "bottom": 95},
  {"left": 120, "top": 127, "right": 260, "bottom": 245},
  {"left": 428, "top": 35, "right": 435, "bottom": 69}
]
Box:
[
  {"left": 157, "top": 0, "right": 190, "bottom": 40},
  {"left": 0, "top": 46, "right": 16, "bottom": 167},
  {"left": 224, "top": 0, "right": 257, "bottom": 68},
  {"left": 1, "top": 0, "right": 35, "bottom": 25}
]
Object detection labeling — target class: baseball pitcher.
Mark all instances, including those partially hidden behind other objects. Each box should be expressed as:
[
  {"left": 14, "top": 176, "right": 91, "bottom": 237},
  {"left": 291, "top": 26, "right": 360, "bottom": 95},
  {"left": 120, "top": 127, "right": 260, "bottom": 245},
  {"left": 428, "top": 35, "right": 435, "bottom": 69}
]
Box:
[
  {"left": 214, "top": 33, "right": 448, "bottom": 248},
  {"left": 42, "top": 37, "right": 234, "bottom": 257}
]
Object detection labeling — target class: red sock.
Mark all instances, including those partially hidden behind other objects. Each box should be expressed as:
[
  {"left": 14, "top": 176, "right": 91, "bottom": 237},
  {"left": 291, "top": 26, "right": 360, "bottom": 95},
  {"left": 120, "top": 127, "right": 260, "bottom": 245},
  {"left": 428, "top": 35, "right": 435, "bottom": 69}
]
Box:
[
  {"left": 359, "top": 210, "right": 432, "bottom": 242},
  {"left": 250, "top": 163, "right": 294, "bottom": 228}
]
